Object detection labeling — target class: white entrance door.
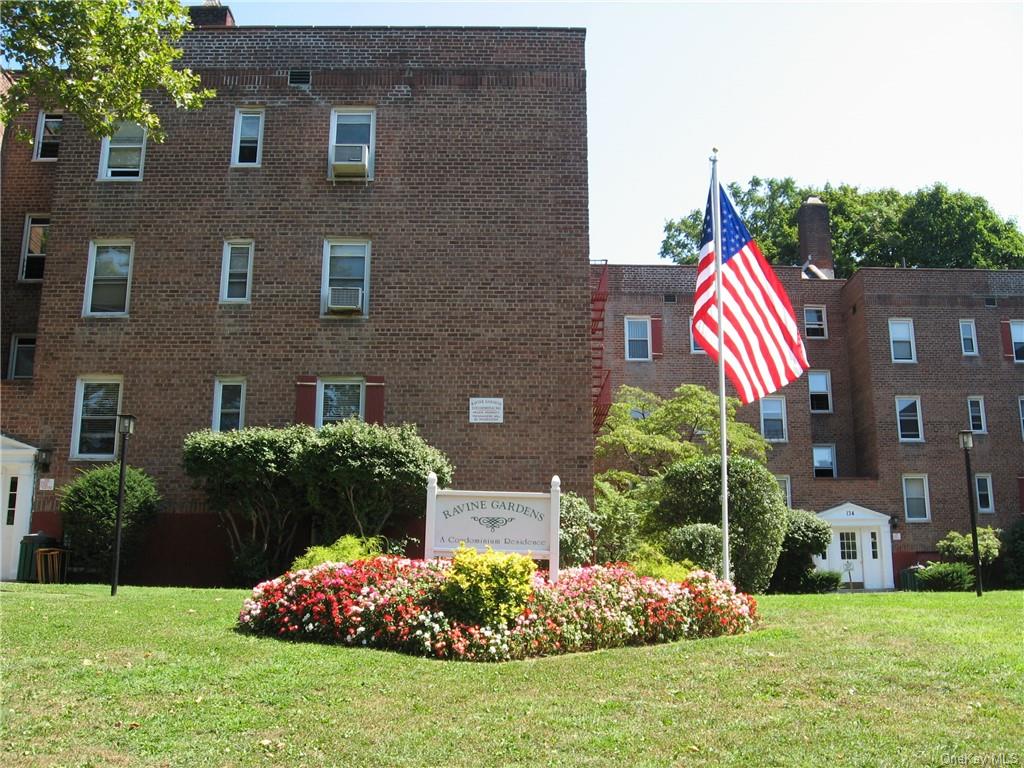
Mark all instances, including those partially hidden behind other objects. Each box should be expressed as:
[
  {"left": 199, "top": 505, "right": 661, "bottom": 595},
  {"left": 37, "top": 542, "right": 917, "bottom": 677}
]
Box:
[
  {"left": 815, "top": 503, "right": 896, "bottom": 590},
  {"left": 0, "top": 463, "right": 35, "bottom": 580},
  {"left": 835, "top": 528, "right": 864, "bottom": 586},
  {"left": 860, "top": 527, "right": 885, "bottom": 590}
]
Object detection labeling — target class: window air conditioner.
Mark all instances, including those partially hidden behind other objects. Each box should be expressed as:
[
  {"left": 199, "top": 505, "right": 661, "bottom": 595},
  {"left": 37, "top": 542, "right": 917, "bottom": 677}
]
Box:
[
  {"left": 332, "top": 144, "right": 369, "bottom": 177},
  {"left": 328, "top": 286, "right": 363, "bottom": 313}
]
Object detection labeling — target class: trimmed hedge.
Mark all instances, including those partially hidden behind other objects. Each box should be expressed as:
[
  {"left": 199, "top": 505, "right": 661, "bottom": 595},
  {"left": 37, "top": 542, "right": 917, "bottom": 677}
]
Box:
[
  {"left": 663, "top": 523, "right": 722, "bottom": 575},
  {"left": 917, "top": 562, "right": 975, "bottom": 592}
]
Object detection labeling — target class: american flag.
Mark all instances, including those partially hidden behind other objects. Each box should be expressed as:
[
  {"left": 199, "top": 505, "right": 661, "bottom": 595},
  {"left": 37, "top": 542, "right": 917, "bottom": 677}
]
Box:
[{"left": 692, "top": 184, "right": 808, "bottom": 404}]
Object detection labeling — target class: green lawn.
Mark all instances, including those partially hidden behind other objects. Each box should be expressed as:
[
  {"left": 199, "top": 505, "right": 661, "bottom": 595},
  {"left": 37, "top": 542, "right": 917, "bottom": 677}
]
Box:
[{"left": 2, "top": 585, "right": 1021, "bottom": 768}]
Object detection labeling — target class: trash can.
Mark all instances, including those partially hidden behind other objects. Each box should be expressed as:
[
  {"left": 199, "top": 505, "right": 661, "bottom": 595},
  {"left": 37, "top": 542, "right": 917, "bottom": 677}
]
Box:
[
  {"left": 900, "top": 565, "right": 923, "bottom": 592},
  {"left": 17, "top": 533, "right": 58, "bottom": 582}
]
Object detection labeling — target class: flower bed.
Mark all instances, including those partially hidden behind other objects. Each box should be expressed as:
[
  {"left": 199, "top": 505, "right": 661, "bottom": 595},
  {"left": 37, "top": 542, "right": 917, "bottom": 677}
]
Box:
[{"left": 238, "top": 556, "right": 758, "bottom": 661}]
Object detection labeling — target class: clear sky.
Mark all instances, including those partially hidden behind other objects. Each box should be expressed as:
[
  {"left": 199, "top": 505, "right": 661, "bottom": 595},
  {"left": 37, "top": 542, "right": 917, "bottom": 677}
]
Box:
[{"left": 225, "top": 1, "right": 1023, "bottom": 265}]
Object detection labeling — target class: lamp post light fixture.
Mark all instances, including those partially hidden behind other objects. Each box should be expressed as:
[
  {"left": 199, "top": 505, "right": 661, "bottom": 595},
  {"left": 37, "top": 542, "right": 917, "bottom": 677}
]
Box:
[
  {"left": 958, "top": 430, "right": 983, "bottom": 597},
  {"left": 110, "top": 414, "right": 137, "bottom": 597}
]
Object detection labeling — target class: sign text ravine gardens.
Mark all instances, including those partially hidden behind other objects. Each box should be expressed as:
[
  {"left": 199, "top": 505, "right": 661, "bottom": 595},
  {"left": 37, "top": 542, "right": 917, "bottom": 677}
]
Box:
[{"left": 424, "top": 473, "right": 561, "bottom": 582}]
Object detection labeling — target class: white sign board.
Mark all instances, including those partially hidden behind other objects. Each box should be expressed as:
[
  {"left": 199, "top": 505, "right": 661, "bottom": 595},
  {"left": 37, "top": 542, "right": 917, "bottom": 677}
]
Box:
[
  {"left": 469, "top": 398, "right": 503, "bottom": 423},
  {"left": 38, "top": 478, "right": 55, "bottom": 491},
  {"left": 425, "top": 473, "right": 560, "bottom": 582}
]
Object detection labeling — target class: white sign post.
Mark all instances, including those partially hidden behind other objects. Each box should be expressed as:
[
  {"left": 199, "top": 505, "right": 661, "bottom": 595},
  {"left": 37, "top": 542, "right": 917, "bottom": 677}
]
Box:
[{"left": 425, "top": 472, "right": 561, "bottom": 582}]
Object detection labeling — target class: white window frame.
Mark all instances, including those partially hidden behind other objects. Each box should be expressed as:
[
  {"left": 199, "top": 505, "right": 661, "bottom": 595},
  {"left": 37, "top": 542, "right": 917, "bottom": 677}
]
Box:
[
  {"left": 83, "top": 240, "right": 134, "bottom": 317},
  {"left": 967, "top": 396, "right": 987, "bottom": 434},
  {"left": 315, "top": 378, "right": 365, "bottom": 427},
  {"left": 328, "top": 108, "right": 376, "bottom": 180},
  {"left": 974, "top": 473, "right": 994, "bottom": 515},
  {"left": 212, "top": 377, "right": 246, "bottom": 432},
  {"left": 70, "top": 375, "right": 123, "bottom": 460},
  {"left": 812, "top": 444, "right": 837, "bottom": 479},
  {"left": 775, "top": 475, "right": 792, "bottom": 508},
  {"left": 321, "top": 239, "right": 371, "bottom": 317},
  {"left": 760, "top": 396, "right": 788, "bottom": 443},
  {"left": 895, "top": 396, "right": 924, "bottom": 443},
  {"left": 32, "top": 111, "right": 62, "bottom": 161},
  {"left": 624, "top": 316, "right": 652, "bottom": 362},
  {"left": 98, "top": 122, "right": 147, "bottom": 181},
  {"left": 689, "top": 315, "right": 706, "bottom": 354},
  {"left": 220, "top": 240, "right": 254, "bottom": 303},
  {"left": 19, "top": 213, "right": 49, "bottom": 282},
  {"left": 902, "top": 474, "right": 931, "bottom": 522},
  {"left": 231, "top": 108, "right": 265, "bottom": 167},
  {"left": 1012, "top": 320, "right": 1024, "bottom": 363},
  {"left": 888, "top": 318, "right": 917, "bottom": 363},
  {"left": 8, "top": 335, "right": 35, "bottom": 380},
  {"left": 803, "top": 305, "right": 828, "bottom": 339},
  {"left": 959, "top": 319, "right": 979, "bottom": 356},
  {"left": 807, "top": 369, "right": 833, "bottom": 414}
]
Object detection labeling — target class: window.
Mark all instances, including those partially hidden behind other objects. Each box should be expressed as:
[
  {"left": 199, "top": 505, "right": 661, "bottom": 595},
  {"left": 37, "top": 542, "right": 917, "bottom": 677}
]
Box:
[
  {"left": 329, "top": 109, "right": 375, "bottom": 179},
  {"left": 804, "top": 306, "right": 827, "bottom": 338},
  {"left": 322, "top": 240, "right": 369, "bottom": 315},
  {"left": 689, "top": 316, "right": 706, "bottom": 354},
  {"left": 20, "top": 215, "right": 48, "bottom": 281},
  {"left": 85, "top": 241, "right": 133, "bottom": 316},
  {"left": 6, "top": 477, "right": 18, "bottom": 526},
  {"left": 902, "top": 475, "right": 930, "bottom": 521},
  {"left": 288, "top": 70, "right": 311, "bottom": 86},
  {"left": 33, "top": 112, "right": 62, "bottom": 160},
  {"left": 220, "top": 241, "right": 253, "bottom": 302},
  {"left": 1019, "top": 397, "right": 1024, "bottom": 441},
  {"left": 812, "top": 445, "right": 836, "bottom": 478},
  {"left": 967, "top": 397, "right": 987, "bottom": 434},
  {"left": 72, "top": 377, "right": 122, "bottom": 459},
  {"left": 959, "top": 319, "right": 978, "bottom": 356},
  {"left": 889, "top": 318, "right": 916, "bottom": 362},
  {"left": 317, "top": 379, "right": 364, "bottom": 426},
  {"left": 973, "top": 474, "right": 994, "bottom": 514},
  {"left": 625, "top": 317, "right": 651, "bottom": 361},
  {"left": 99, "top": 122, "right": 146, "bottom": 179},
  {"left": 839, "top": 531, "right": 858, "bottom": 561},
  {"left": 1012, "top": 321, "right": 1024, "bottom": 362},
  {"left": 775, "top": 475, "right": 792, "bottom": 508},
  {"left": 232, "top": 108, "right": 264, "bottom": 166},
  {"left": 213, "top": 378, "right": 245, "bottom": 432},
  {"left": 808, "top": 370, "right": 832, "bottom": 413},
  {"left": 895, "top": 396, "right": 923, "bottom": 442},
  {"left": 760, "top": 397, "right": 788, "bottom": 442},
  {"left": 8, "top": 336, "right": 35, "bottom": 380},
  {"left": 870, "top": 531, "right": 879, "bottom": 560}
]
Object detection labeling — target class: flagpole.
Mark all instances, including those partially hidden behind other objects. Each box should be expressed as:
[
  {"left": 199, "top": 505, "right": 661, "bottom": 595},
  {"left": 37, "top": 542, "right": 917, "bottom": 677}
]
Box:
[{"left": 710, "top": 149, "right": 730, "bottom": 582}]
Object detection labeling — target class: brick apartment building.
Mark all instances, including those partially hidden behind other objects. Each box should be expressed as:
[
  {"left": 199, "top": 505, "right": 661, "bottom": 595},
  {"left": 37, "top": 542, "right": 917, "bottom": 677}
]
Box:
[
  {"left": 0, "top": 7, "right": 593, "bottom": 584},
  {"left": 592, "top": 199, "right": 1024, "bottom": 588}
]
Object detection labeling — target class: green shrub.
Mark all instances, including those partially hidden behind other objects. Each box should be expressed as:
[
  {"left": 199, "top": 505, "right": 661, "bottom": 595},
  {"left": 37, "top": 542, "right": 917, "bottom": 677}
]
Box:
[
  {"left": 1000, "top": 519, "right": 1024, "bottom": 587},
  {"left": 936, "top": 527, "right": 1001, "bottom": 565},
  {"left": 769, "top": 508, "right": 832, "bottom": 593},
  {"left": 559, "top": 492, "right": 600, "bottom": 567},
  {"left": 592, "top": 481, "right": 645, "bottom": 563},
  {"left": 799, "top": 569, "right": 842, "bottom": 593},
  {"left": 299, "top": 420, "right": 454, "bottom": 541},
  {"left": 653, "top": 456, "right": 787, "bottom": 593},
  {"left": 60, "top": 464, "right": 160, "bottom": 578},
  {"left": 627, "top": 542, "right": 694, "bottom": 582},
  {"left": 290, "top": 535, "right": 384, "bottom": 572},
  {"left": 916, "top": 561, "right": 976, "bottom": 592},
  {"left": 183, "top": 426, "right": 313, "bottom": 584},
  {"left": 440, "top": 545, "right": 537, "bottom": 627},
  {"left": 663, "top": 523, "right": 722, "bottom": 574}
]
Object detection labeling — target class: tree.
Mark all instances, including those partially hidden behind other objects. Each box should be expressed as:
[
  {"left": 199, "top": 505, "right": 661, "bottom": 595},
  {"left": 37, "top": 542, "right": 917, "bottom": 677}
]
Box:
[
  {"left": 660, "top": 178, "right": 1024, "bottom": 276},
  {"left": 767, "top": 508, "right": 833, "bottom": 593},
  {"left": 596, "top": 384, "right": 768, "bottom": 492},
  {"left": 1, "top": 0, "right": 213, "bottom": 142}
]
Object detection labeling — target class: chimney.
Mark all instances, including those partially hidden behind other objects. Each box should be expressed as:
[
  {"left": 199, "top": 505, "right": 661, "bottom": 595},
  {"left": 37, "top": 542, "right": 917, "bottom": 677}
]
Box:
[
  {"left": 188, "top": 2, "right": 235, "bottom": 28},
  {"left": 797, "top": 196, "right": 834, "bottom": 279}
]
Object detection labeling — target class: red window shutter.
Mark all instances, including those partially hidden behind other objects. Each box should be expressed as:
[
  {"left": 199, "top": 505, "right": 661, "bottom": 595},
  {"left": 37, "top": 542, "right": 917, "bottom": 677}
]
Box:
[
  {"left": 294, "top": 375, "right": 317, "bottom": 425},
  {"left": 651, "top": 315, "right": 664, "bottom": 358},
  {"left": 1018, "top": 477, "right": 1024, "bottom": 515},
  {"left": 365, "top": 376, "right": 385, "bottom": 424},
  {"left": 1000, "top": 319, "right": 1014, "bottom": 359}
]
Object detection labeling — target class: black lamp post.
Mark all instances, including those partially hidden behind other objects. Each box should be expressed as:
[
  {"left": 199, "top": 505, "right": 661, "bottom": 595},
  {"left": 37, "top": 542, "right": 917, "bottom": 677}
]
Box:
[
  {"left": 958, "top": 430, "right": 983, "bottom": 597},
  {"left": 110, "top": 414, "right": 136, "bottom": 597}
]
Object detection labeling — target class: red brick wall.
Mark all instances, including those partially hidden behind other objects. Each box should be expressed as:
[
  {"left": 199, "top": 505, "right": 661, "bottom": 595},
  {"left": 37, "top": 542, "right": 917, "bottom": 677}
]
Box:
[
  {"left": 1, "top": 27, "right": 593, "bottom": 584},
  {"left": 598, "top": 263, "right": 1024, "bottom": 560}
]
